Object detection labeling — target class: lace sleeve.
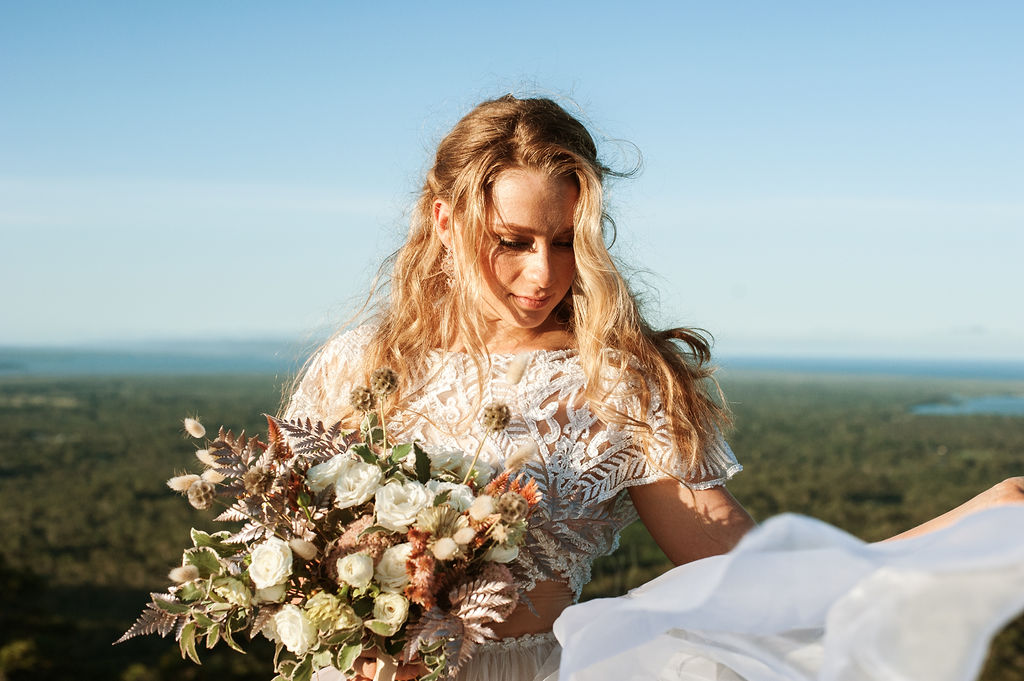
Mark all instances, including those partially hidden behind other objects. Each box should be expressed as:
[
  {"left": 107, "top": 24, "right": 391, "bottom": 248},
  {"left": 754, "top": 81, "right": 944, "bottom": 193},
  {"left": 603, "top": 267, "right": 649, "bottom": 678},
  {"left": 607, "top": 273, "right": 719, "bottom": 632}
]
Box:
[
  {"left": 283, "top": 326, "right": 374, "bottom": 422},
  {"left": 604, "top": 369, "right": 743, "bottom": 494}
]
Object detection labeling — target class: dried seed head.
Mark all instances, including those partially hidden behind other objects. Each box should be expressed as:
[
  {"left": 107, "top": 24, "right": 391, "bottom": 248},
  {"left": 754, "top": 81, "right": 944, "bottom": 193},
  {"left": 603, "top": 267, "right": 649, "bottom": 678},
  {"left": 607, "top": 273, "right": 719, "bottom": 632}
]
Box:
[
  {"left": 481, "top": 404, "right": 511, "bottom": 433},
  {"left": 186, "top": 480, "right": 216, "bottom": 510},
  {"left": 369, "top": 367, "right": 398, "bottom": 396},
  {"left": 504, "top": 440, "right": 539, "bottom": 472},
  {"left": 168, "top": 565, "right": 200, "bottom": 583},
  {"left": 195, "top": 448, "right": 218, "bottom": 467},
  {"left": 504, "top": 353, "right": 531, "bottom": 385},
  {"left": 496, "top": 491, "right": 529, "bottom": 524},
  {"left": 167, "top": 474, "right": 201, "bottom": 493},
  {"left": 183, "top": 417, "right": 206, "bottom": 439},
  {"left": 242, "top": 466, "right": 274, "bottom": 496},
  {"left": 452, "top": 526, "right": 476, "bottom": 545},
  {"left": 201, "top": 468, "right": 226, "bottom": 484},
  {"left": 349, "top": 386, "right": 375, "bottom": 412},
  {"left": 468, "top": 494, "right": 495, "bottom": 522},
  {"left": 430, "top": 537, "right": 459, "bottom": 561},
  {"left": 289, "top": 538, "right": 318, "bottom": 561}
]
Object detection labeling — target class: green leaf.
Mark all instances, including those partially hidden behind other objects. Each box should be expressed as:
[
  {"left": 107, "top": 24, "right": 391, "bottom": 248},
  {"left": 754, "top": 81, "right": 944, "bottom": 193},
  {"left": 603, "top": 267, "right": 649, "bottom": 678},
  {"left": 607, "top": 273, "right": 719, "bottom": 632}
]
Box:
[
  {"left": 191, "top": 528, "right": 244, "bottom": 556},
  {"left": 335, "top": 643, "right": 362, "bottom": 673},
  {"left": 205, "top": 623, "right": 220, "bottom": 649},
  {"left": 349, "top": 443, "right": 378, "bottom": 465},
  {"left": 179, "top": 582, "right": 204, "bottom": 602},
  {"left": 222, "top": 620, "right": 245, "bottom": 653},
  {"left": 179, "top": 621, "right": 201, "bottom": 664},
  {"left": 311, "top": 650, "right": 332, "bottom": 670},
  {"left": 389, "top": 443, "right": 412, "bottom": 465},
  {"left": 365, "top": 619, "right": 398, "bottom": 637},
  {"left": 293, "top": 656, "right": 313, "bottom": 681},
  {"left": 413, "top": 443, "right": 431, "bottom": 484},
  {"left": 193, "top": 611, "right": 216, "bottom": 628},
  {"left": 432, "top": 490, "right": 452, "bottom": 507},
  {"left": 357, "top": 524, "right": 390, "bottom": 537},
  {"left": 382, "top": 635, "right": 405, "bottom": 656},
  {"left": 184, "top": 547, "right": 223, "bottom": 578},
  {"left": 153, "top": 597, "right": 190, "bottom": 614}
]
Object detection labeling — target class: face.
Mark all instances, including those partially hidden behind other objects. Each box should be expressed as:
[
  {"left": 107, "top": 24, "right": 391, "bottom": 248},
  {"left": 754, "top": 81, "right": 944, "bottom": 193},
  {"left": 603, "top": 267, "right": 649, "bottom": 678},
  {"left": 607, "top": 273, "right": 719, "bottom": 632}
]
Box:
[{"left": 435, "top": 168, "right": 578, "bottom": 347}]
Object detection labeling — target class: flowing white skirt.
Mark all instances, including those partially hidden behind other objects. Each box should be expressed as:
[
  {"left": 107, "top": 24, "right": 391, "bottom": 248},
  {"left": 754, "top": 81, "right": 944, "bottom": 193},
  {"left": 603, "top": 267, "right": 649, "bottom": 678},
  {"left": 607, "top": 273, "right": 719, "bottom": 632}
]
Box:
[{"left": 554, "top": 507, "right": 1024, "bottom": 681}]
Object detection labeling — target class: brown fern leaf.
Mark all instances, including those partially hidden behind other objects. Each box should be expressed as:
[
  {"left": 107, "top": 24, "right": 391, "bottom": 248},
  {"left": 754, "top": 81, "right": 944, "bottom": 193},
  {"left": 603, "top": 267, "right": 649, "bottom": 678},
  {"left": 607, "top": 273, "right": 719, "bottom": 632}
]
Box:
[
  {"left": 113, "top": 596, "right": 188, "bottom": 644},
  {"left": 269, "top": 416, "right": 348, "bottom": 462},
  {"left": 400, "top": 608, "right": 457, "bottom": 663},
  {"left": 250, "top": 604, "right": 282, "bottom": 640}
]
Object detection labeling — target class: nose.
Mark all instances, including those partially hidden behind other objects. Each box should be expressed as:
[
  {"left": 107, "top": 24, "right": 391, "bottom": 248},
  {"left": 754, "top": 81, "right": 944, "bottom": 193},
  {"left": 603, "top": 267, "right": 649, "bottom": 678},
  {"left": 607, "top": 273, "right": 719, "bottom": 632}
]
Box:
[{"left": 523, "top": 248, "right": 555, "bottom": 289}]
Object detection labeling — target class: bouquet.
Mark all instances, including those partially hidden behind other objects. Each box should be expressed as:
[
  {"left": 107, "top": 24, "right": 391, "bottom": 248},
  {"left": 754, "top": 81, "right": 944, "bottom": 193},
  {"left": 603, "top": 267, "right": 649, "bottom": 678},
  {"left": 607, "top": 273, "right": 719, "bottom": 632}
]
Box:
[{"left": 116, "top": 367, "right": 541, "bottom": 681}]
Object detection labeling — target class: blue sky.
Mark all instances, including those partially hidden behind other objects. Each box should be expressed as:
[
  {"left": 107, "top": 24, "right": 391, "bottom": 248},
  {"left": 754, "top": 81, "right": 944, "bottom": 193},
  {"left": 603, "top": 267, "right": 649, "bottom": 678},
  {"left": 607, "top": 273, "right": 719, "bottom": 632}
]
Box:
[{"left": 2, "top": 2, "right": 1022, "bottom": 358}]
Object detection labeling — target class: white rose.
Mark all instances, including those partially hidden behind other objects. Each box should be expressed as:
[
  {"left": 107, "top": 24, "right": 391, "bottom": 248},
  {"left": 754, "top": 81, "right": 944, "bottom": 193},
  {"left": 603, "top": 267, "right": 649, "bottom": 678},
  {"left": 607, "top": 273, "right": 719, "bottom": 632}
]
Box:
[
  {"left": 336, "top": 553, "right": 375, "bottom": 590},
  {"left": 374, "top": 543, "right": 412, "bottom": 593},
  {"left": 255, "top": 583, "right": 287, "bottom": 603},
  {"left": 249, "top": 537, "right": 293, "bottom": 589},
  {"left": 484, "top": 543, "right": 520, "bottom": 563},
  {"left": 213, "top": 577, "right": 252, "bottom": 607},
  {"left": 373, "top": 592, "right": 410, "bottom": 627},
  {"left": 419, "top": 445, "right": 494, "bottom": 483},
  {"left": 375, "top": 481, "right": 431, "bottom": 532},
  {"left": 334, "top": 460, "right": 384, "bottom": 509},
  {"left": 307, "top": 455, "right": 351, "bottom": 492},
  {"left": 425, "top": 480, "right": 476, "bottom": 512},
  {"left": 273, "top": 604, "right": 317, "bottom": 656}
]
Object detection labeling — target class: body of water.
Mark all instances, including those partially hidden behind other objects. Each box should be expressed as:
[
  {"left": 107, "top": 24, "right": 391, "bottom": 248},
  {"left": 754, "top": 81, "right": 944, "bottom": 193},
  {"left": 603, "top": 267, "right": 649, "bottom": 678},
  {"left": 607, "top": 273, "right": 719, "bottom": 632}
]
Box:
[{"left": 911, "top": 395, "right": 1024, "bottom": 416}]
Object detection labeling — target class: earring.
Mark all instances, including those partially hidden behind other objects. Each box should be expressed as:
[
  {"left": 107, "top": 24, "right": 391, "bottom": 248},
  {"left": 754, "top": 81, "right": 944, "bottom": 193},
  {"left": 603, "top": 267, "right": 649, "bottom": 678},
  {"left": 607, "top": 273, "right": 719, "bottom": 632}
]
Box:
[{"left": 440, "top": 248, "right": 456, "bottom": 285}]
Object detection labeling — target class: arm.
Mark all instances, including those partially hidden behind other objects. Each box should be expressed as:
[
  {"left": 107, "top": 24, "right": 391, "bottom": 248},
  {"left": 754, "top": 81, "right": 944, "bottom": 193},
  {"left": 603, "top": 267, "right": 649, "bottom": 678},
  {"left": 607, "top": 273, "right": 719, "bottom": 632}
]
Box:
[
  {"left": 883, "top": 476, "right": 1024, "bottom": 542},
  {"left": 628, "top": 480, "right": 756, "bottom": 566}
]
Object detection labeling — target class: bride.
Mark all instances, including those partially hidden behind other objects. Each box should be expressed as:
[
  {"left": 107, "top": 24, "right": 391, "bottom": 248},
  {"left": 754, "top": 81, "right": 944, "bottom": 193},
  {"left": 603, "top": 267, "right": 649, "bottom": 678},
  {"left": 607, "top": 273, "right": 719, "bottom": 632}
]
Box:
[{"left": 284, "top": 94, "right": 1024, "bottom": 681}]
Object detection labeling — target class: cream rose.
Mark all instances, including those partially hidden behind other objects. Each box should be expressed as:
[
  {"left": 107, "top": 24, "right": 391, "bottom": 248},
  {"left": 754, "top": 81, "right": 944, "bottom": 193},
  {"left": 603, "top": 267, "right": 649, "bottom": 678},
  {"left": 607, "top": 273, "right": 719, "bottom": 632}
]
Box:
[
  {"left": 333, "top": 460, "right": 383, "bottom": 509},
  {"left": 374, "top": 543, "right": 412, "bottom": 593},
  {"left": 373, "top": 592, "right": 410, "bottom": 628},
  {"left": 255, "top": 583, "right": 287, "bottom": 603},
  {"left": 425, "top": 480, "right": 475, "bottom": 512},
  {"left": 273, "top": 604, "right": 317, "bottom": 656},
  {"left": 336, "top": 552, "right": 375, "bottom": 590},
  {"left": 375, "top": 481, "right": 431, "bottom": 532},
  {"left": 249, "top": 537, "right": 293, "bottom": 589},
  {"left": 307, "top": 454, "right": 350, "bottom": 492},
  {"left": 213, "top": 577, "right": 252, "bottom": 607},
  {"left": 484, "top": 543, "right": 520, "bottom": 563},
  {"left": 418, "top": 444, "right": 494, "bottom": 483}
]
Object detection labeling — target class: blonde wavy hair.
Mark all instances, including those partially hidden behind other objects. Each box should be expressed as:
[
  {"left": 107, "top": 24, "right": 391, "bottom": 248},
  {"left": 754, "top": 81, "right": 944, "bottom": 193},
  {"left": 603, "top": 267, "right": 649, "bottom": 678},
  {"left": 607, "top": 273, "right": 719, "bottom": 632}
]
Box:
[{"left": 290, "top": 94, "right": 729, "bottom": 472}]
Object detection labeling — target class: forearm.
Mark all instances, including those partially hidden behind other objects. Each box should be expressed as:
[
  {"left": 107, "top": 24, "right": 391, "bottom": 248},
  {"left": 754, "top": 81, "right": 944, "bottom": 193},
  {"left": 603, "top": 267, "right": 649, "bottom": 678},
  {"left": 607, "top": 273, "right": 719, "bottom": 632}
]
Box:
[{"left": 883, "top": 476, "right": 1024, "bottom": 542}]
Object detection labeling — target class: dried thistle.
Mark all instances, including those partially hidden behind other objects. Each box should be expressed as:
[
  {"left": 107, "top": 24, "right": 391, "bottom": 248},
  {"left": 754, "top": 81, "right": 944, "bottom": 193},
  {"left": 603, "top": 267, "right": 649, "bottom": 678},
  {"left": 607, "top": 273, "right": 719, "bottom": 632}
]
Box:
[
  {"left": 242, "top": 466, "right": 274, "bottom": 496},
  {"left": 349, "top": 386, "right": 375, "bottom": 412},
  {"left": 187, "top": 480, "right": 216, "bottom": 510},
  {"left": 370, "top": 367, "right": 398, "bottom": 396},
  {"left": 495, "top": 492, "right": 528, "bottom": 524},
  {"left": 481, "top": 404, "right": 511, "bottom": 433}
]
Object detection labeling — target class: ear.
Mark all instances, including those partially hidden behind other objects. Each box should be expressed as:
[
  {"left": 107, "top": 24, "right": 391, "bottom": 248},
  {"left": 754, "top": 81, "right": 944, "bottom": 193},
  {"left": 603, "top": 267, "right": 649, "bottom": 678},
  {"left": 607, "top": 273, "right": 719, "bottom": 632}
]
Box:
[{"left": 433, "top": 199, "right": 453, "bottom": 250}]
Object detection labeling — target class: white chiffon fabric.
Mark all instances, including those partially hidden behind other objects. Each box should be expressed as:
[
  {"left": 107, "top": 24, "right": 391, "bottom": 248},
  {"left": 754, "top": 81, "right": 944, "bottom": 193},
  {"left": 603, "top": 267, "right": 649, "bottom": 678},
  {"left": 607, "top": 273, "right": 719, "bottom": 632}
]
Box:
[{"left": 553, "top": 506, "right": 1024, "bottom": 681}]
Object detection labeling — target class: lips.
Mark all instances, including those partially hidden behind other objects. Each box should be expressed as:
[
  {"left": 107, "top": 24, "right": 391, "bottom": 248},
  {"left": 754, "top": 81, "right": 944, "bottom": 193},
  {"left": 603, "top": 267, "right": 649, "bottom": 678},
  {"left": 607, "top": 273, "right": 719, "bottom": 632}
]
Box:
[{"left": 511, "top": 294, "right": 550, "bottom": 310}]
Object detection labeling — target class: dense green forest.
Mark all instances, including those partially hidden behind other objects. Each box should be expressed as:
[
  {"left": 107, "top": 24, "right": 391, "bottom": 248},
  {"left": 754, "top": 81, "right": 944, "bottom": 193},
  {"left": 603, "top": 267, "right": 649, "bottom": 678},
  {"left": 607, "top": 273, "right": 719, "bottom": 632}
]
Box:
[{"left": 0, "top": 370, "right": 1022, "bottom": 680}]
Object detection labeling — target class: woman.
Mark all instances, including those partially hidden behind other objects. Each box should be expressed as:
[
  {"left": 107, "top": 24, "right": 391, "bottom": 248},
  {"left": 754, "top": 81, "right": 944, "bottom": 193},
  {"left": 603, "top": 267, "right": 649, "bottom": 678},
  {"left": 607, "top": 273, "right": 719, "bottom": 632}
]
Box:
[{"left": 286, "top": 95, "right": 1024, "bottom": 681}]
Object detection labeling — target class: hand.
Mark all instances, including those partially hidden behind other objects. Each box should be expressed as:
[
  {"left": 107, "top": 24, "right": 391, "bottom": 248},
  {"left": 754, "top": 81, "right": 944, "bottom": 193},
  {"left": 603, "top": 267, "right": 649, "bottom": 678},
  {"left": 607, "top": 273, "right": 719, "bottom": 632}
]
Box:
[
  {"left": 349, "top": 653, "right": 428, "bottom": 681},
  {"left": 885, "top": 476, "right": 1024, "bottom": 542}
]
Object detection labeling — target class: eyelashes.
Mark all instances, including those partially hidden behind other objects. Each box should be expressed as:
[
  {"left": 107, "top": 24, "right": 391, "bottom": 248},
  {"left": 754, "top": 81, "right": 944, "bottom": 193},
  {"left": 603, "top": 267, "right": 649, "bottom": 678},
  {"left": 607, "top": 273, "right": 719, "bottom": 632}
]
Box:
[{"left": 496, "top": 237, "right": 574, "bottom": 251}]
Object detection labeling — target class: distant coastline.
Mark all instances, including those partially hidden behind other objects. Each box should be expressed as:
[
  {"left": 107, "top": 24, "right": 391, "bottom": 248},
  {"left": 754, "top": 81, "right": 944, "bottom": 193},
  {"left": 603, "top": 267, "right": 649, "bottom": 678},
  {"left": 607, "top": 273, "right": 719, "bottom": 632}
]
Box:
[{"left": 2, "top": 344, "right": 1024, "bottom": 381}]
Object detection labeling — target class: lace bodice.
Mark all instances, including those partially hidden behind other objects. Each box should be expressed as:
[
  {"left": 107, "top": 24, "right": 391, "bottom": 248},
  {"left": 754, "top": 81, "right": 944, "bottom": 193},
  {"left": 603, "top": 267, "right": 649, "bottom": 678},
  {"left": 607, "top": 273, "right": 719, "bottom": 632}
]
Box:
[{"left": 286, "top": 326, "right": 742, "bottom": 600}]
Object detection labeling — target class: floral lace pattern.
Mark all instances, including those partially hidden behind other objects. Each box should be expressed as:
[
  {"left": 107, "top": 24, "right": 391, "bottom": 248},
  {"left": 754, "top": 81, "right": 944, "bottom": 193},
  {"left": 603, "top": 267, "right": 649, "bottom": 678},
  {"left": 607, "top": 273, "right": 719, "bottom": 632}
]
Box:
[{"left": 286, "top": 326, "right": 742, "bottom": 600}]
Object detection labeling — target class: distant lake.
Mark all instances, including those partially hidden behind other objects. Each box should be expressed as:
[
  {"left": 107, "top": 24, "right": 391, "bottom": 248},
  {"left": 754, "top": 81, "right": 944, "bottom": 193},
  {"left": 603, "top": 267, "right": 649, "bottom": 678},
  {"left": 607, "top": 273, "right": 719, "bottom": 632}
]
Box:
[{"left": 912, "top": 395, "right": 1024, "bottom": 416}]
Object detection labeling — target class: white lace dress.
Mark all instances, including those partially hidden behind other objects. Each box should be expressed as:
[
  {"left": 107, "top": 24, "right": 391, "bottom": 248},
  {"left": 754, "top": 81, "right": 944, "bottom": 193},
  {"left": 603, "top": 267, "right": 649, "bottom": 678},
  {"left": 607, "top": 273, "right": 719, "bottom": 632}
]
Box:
[{"left": 288, "top": 327, "right": 1024, "bottom": 681}]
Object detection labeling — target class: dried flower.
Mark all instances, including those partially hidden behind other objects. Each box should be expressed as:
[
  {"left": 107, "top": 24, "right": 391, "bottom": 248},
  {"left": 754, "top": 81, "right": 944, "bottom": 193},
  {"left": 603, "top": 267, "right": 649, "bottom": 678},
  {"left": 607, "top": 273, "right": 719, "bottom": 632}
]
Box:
[
  {"left": 168, "top": 565, "right": 200, "bottom": 583},
  {"left": 430, "top": 537, "right": 459, "bottom": 561},
  {"left": 370, "top": 367, "right": 398, "bottom": 396},
  {"left": 489, "top": 523, "right": 509, "bottom": 543},
  {"left": 496, "top": 492, "right": 529, "bottom": 524},
  {"left": 213, "top": 577, "right": 252, "bottom": 607},
  {"left": 201, "top": 468, "right": 226, "bottom": 484},
  {"left": 481, "top": 403, "right": 511, "bottom": 433},
  {"left": 453, "top": 526, "right": 476, "bottom": 545},
  {"left": 415, "top": 505, "right": 467, "bottom": 537},
  {"left": 504, "top": 440, "right": 539, "bottom": 472},
  {"left": 504, "top": 353, "right": 531, "bottom": 385},
  {"left": 186, "top": 480, "right": 216, "bottom": 510},
  {"left": 167, "top": 474, "right": 201, "bottom": 493},
  {"left": 243, "top": 466, "right": 274, "bottom": 496},
  {"left": 349, "top": 386, "right": 375, "bottom": 412},
  {"left": 305, "top": 591, "right": 358, "bottom": 630},
  {"left": 195, "top": 448, "right": 218, "bottom": 467},
  {"left": 183, "top": 417, "right": 206, "bottom": 439},
  {"left": 468, "top": 494, "right": 495, "bottom": 522},
  {"left": 288, "top": 538, "right": 318, "bottom": 561}
]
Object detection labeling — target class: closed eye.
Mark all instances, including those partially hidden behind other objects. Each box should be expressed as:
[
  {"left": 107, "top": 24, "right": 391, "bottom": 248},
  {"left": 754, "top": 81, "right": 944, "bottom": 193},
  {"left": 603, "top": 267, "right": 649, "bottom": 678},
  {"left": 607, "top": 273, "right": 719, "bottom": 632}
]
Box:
[{"left": 497, "top": 237, "right": 531, "bottom": 250}]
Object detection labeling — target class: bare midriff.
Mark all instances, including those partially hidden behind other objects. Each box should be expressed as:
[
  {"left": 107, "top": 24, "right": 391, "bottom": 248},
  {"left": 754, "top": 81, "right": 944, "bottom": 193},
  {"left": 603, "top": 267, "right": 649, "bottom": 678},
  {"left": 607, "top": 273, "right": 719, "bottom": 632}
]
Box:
[{"left": 489, "top": 580, "right": 574, "bottom": 638}]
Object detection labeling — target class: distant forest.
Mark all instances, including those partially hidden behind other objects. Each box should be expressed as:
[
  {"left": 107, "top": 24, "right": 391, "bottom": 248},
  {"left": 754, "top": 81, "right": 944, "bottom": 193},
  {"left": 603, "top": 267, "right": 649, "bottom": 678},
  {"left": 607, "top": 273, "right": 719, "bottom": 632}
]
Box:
[{"left": 1, "top": 370, "right": 1022, "bottom": 680}]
